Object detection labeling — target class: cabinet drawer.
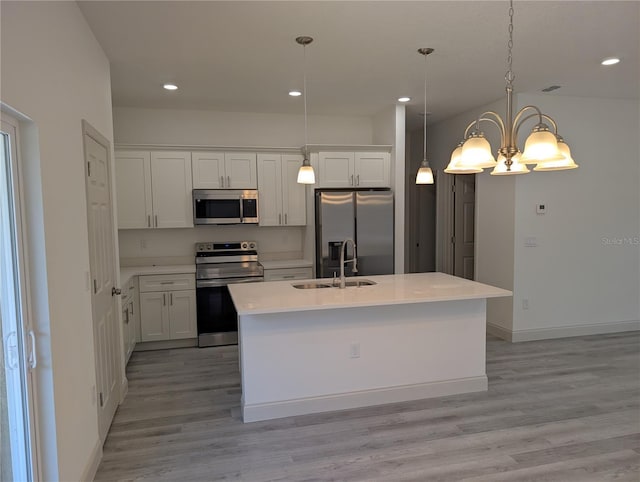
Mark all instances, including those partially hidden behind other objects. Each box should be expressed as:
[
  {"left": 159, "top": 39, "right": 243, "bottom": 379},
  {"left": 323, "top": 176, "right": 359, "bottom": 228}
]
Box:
[
  {"left": 139, "top": 273, "right": 195, "bottom": 292},
  {"left": 264, "top": 267, "right": 313, "bottom": 282}
]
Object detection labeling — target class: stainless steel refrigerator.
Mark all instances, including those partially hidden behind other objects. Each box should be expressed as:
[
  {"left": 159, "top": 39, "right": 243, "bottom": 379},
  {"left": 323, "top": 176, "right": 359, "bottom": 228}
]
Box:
[{"left": 315, "top": 189, "right": 394, "bottom": 278}]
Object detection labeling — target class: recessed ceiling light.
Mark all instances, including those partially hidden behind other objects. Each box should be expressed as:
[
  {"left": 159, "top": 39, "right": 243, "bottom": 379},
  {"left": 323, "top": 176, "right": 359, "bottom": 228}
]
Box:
[
  {"left": 289, "top": 90, "right": 302, "bottom": 97},
  {"left": 601, "top": 57, "right": 620, "bottom": 66},
  {"left": 398, "top": 97, "right": 411, "bottom": 102},
  {"left": 163, "top": 83, "right": 178, "bottom": 91}
]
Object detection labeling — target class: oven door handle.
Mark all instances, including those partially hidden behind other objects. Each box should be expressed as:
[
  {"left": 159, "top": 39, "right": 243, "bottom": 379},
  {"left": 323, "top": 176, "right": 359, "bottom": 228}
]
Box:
[{"left": 196, "top": 277, "right": 264, "bottom": 288}]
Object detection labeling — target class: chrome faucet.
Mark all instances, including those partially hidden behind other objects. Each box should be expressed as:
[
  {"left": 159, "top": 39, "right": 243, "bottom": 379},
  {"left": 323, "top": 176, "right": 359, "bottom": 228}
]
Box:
[{"left": 339, "top": 238, "right": 357, "bottom": 289}]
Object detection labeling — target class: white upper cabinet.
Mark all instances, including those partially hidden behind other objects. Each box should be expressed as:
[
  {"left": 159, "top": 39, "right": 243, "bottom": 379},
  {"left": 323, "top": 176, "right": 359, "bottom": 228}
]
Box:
[
  {"left": 257, "top": 153, "right": 306, "bottom": 226},
  {"left": 150, "top": 152, "right": 193, "bottom": 228},
  {"left": 115, "top": 151, "right": 152, "bottom": 229},
  {"left": 318, "top": 151, "right": 390, "bottom": 188},
  {"left": 192, "top": 151, "right": 257, "bottom": 189},
  {"left": 115, "top": 150, "right": 193, "bottom": 229}
]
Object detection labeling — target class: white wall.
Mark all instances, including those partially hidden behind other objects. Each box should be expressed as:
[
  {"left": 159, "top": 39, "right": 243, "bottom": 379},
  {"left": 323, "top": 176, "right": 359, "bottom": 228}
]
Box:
[
  {"left": 119, "top": 226, "right": 305, "bottom": 261},
  {"left": 1, "top": 2, "right": 114, "bottom": 480},
  {"left": 114, "top": 107, "right": 373, "bottom": 147},
  {"left": 373, "top": 104, "right": 405, "bottom": 273},
  {"left": 511, "top": 94, "right": 640, "bottom": 339},
  {"left": 430, "top": 93, "right": 640, "bottom": 340}
]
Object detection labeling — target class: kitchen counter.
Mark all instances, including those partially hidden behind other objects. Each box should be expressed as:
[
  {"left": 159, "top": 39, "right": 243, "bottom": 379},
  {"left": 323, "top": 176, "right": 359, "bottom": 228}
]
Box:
[
  {"left": 120, "top": 264, "right": 195, "bottom": 285},
  {"left": 229, "top": 272, "right": 511, "bottom": 423},
  {"left": 229, "top": 272, "right": 510, "bottom": 315}
]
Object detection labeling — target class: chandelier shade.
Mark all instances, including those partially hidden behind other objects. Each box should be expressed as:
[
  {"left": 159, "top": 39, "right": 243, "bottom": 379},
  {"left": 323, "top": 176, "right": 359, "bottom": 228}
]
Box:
[
  {"left": 445, "top": 0, "right": 577, "bottom": 177},
  {"left": 491, "top": 152, "right": 530, "bottom": 175}
]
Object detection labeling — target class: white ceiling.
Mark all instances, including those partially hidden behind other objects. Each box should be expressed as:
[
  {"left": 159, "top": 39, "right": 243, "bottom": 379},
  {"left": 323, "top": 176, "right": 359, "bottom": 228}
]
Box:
[{"left": 78, "top": 1, "right": 639, "bottom": 130}]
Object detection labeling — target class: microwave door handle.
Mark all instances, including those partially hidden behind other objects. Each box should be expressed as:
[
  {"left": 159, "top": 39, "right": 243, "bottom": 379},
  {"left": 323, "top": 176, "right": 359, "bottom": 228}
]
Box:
[{"left": 239, "top": 197, "right": 244, "bottom": 223}]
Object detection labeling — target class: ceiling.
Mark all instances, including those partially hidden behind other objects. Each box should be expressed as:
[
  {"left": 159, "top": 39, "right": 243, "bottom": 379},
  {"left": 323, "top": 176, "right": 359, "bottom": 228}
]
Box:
[{"left": 78, "top": 1, "right": 639, "bottom": 130}]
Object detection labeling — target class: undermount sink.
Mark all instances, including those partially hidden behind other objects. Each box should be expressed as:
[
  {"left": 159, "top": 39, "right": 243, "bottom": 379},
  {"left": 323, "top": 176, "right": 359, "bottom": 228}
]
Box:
[
  {"left": 343, "top": 279, "right": 376, "bottom": 287},
  {"left": 292, "top": 282, "right": 333, "bottom": 289},
  {"left": 292, "top": 279, "right": 377, "bottom": 289}
]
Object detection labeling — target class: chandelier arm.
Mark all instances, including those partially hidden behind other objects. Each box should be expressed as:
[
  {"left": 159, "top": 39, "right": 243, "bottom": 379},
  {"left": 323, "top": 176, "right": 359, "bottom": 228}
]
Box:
[
  {"left": 463, "top": 116, "right": 505, "bottom": 146},
  {"left": 512, "top": 105, "right": 545, "bottom": 129},
  {"left": 513, "top": 112, "right": 559, "bottom": 142}
]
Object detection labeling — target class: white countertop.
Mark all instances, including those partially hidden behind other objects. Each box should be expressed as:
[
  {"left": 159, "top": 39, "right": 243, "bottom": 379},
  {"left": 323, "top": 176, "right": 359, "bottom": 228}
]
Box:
[
  {"left": 120, "top": 264, "right": 195, "bottom": 285},
  {"left": 229, "top": 272, "right": 512, "bottom": 315},
  {"left": 260, "top": 259, "right": 313, "bottom": 270}
]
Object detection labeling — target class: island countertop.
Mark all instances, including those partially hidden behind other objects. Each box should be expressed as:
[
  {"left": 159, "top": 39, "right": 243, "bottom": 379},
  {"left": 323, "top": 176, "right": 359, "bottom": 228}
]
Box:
[{"left": 229, "top": 272, "right": 511, "bottom": 315}]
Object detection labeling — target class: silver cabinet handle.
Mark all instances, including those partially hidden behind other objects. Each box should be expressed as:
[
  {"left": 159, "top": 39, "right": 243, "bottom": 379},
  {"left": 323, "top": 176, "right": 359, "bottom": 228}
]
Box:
[
  {"left": 170, "top": 293, "right": 173, "bottom": 305},
  {"left": 160, "top": 281, "right": 174, "bottom": 285},
  {"left": 220, "top": 175, "right": 224, "bottom": 187},
  {"left": 124, "top": 307, "right": 129, "bottom": 324},
  {"left": 28, "top": 330, "right": 37, "bottom": 369},
  {"left": 279, "top": 213, "right": 282, "bottom": 225},
  {"left": 227, "top": 176, "right": 230, "bottom": 187},
  {"left": 129, "top": 301, "right": 134, "bottom": 316},
  {"left": 285, "top": 213, "right": 288, "bottom": 225},
  {"left": 163, "top": 293, "right": 166, "bottom": 306},
  {"left": 350, "top": 174, "right": 354, "bottom": 186},
  {"left": 282, "top": 275, "right": 295, "bottom": 279},
  {"left": 154, "top": 215, "right": 158, "bottom": 227},
  {"left": 357, "top": 174, "right": 360, "bottom": 186},
  {"left": 147, "top": 215, "right": 151, "bottom": 227}
]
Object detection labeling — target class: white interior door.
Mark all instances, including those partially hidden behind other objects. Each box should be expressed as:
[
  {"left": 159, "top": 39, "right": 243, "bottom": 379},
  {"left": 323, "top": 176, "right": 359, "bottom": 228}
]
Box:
[
  {"left": 1, "top": 114, "right": 38, "bottom": 481},
  {"left": 83, "top": 121, "right": 120, "bottom": 442}
]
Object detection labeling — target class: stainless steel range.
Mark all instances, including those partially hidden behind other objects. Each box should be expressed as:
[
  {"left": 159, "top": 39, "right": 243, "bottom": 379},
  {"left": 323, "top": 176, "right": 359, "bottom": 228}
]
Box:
[{"left": 195, "top": 241, "right": 263, "bottom": 347}]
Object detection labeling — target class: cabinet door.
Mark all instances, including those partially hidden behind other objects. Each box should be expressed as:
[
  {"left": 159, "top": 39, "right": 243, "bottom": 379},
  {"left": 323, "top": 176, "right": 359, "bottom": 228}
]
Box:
[
  {"left": 192, "top": 152, "right": 225, "bottom": 189},
  {"left": 150, "top": 151, "right": 193, "bottom": 228},
  {"left": 257, "top": 153, "right": 283, "bottom": 226},
  {"left": 224, "top": 152, "right": 257, "bottom": 189},
  {"left": 318, "top": 152, "right": 355, "bottom": 188},
  {"left": 115, "top": 151, "right": 152, "bottom": 229},
  {"left": 139, "top": 292, "right": 170, "bottom": 341},
  {"left": 168, "top": 290, "right": 197, "bottom": 339},
  {"left": 282, "top": 154, "right": 306, "bottom": 226},
  {"left": 355, "top": 152, "right": 391, "bottom": 187}
]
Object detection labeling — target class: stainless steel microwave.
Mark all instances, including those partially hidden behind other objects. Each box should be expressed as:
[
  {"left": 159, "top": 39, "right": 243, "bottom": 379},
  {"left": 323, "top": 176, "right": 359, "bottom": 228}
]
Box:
[{"left": 193, "top": 190, "right": 259, "bottom": 225}]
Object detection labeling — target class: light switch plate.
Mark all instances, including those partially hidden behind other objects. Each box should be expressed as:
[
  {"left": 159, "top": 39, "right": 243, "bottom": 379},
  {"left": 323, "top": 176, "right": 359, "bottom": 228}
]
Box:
[
  {"left": 525, "top": 237, "right": 538, "bottom": 247},
  {"left": 536, "top": 203, "right": 546, "bottom": 214}
]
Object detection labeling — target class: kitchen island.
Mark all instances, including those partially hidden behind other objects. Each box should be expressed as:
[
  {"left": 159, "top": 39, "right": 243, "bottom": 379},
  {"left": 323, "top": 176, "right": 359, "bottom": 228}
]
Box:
[{"left": 229, "top": 272, "right": 511, "bottom": 422}]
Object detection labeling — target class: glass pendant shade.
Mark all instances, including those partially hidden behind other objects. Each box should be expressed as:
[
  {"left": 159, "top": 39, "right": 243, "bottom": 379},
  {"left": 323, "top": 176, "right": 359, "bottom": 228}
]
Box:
[
  {"left": 533, "top": 139, "right": 578, "bottom": 171},
  {"left": 297, "top": 162, "right": 315, "bottom": 184},
  {"left": 520, "top": 124, "right": 564, "bottom": 164},
  {"left": 460, "top": 133, "right": 497, "bottom": 168},
  {"left": 445, "top": 145, "right": 482, "bottom": 174},
  {"left": 491, "top": 153, "right": 530, "bottom": 175},
  {"left": 416, "top": 162, "right": 434, "bottom": 184}
]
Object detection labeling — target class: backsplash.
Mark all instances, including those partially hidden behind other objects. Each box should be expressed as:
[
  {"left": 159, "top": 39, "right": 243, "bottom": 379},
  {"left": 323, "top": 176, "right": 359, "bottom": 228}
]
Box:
[{"left": 118, "top": 225, "right": 307, "bottom": 260}]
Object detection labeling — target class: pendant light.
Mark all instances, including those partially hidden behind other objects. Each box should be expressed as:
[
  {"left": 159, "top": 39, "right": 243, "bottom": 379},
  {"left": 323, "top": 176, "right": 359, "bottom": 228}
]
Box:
[
  {"left": 295, "top": 36, "right": 315, "bottom": 184},
  {"left": 416, "top": 48, "right": 435, "bottom": 185},
  {"left": 446, "top": 0, "right": 577, "bottom": 175}
]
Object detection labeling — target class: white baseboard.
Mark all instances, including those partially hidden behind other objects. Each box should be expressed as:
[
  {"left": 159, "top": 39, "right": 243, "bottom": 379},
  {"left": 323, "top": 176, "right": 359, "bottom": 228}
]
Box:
[
  {"left": 243, "top": 376, "right": 488, "bottom": 423},
  {"left": 80, "top": 439, "right": 102, "bottom": 482},
  {"left": 487, "top": 322, "right": 513, "bottom": 341},
  {"left": 134, "top": 338, "right": 197, "bottom": 351},
  {"left": 489, "top": 320, "right": 640, "bottom": 343}
]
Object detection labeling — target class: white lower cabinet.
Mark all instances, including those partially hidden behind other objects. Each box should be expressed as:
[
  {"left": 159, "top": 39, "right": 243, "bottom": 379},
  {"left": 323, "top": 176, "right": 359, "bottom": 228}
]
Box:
[
  {"left": 264, "top": 267, "right": 313, "bottom": 282},
  {"left": 139, "top": 274, "right": 196, "bottom": 342},
  {"left": 121, "top": 276, "right": 139, "bottom": 365}
]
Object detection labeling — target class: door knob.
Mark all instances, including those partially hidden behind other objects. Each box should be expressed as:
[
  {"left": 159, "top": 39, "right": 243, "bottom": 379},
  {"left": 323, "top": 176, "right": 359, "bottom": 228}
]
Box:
[{"left": 112, "top": 287, "right": 122, "bottom": 296}]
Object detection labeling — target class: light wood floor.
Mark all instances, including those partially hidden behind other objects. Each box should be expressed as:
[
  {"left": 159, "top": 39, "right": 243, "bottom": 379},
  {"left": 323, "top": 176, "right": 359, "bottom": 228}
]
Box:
[{"left": 95, "top": 332, "right": 640, "bottom": 481}]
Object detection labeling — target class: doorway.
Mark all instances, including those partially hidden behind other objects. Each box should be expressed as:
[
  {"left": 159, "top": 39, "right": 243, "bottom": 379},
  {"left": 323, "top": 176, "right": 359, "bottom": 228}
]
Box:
[
  {"left": 1, "top": 113, "right": 38, "bottom": 481},
  {"left": 82, "top": 121, "right": 121, "bottom": 442}
]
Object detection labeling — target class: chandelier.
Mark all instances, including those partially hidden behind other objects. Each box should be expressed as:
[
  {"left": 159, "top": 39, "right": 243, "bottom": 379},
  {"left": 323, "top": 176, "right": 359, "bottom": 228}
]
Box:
[
  {"left": 416, "top": 48, "right": 435, "bottom": 184},
  {"left": 295, "top": 36, "right": 316, "bottom": 184},
  {"left": 445, "top": 0, "right": 578, "bottom": 175}
]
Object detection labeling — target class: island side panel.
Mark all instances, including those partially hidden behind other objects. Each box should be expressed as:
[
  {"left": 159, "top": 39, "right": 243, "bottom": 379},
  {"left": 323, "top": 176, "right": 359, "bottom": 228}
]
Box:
[{"left": 238, "top": 298, "right": 487, "bottom": 422}]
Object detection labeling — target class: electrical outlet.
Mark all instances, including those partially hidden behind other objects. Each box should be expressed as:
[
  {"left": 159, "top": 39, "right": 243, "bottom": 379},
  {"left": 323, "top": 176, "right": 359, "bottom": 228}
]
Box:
[
  {"left": 522, "top": 299, "right": 529, "bottom": 310},
  {"left": 349, "top": 343, "right": 360, "bottom": 359}
]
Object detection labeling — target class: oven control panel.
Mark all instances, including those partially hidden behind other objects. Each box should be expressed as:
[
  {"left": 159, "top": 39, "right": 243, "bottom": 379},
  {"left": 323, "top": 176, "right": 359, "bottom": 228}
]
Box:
[{"left": 196, "top": 241, "right": 257, "bottom": 253}]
